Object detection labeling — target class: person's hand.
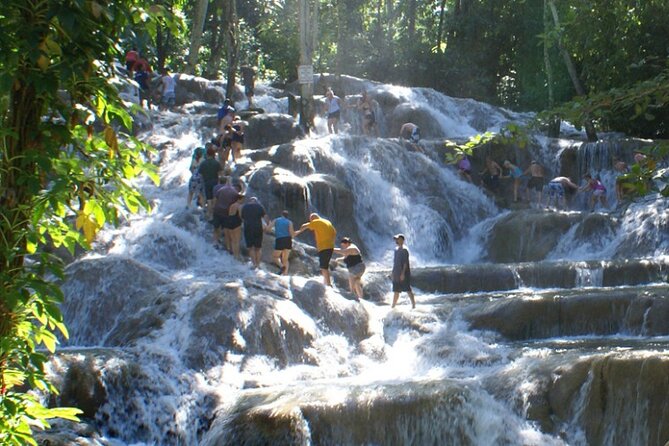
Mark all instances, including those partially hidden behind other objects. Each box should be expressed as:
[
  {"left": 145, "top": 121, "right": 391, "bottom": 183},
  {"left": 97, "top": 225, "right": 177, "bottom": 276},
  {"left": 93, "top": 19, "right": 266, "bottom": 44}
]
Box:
[{"left": 399, "top": 273, "right": 405, "bottom": 281}]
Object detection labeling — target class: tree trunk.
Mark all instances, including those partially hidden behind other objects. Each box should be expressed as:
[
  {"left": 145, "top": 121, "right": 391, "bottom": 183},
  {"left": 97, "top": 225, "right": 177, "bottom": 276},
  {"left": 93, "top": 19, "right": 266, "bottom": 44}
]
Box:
[
  {"left": 547, "top": 0, "right": 597, "bottom": 141},
  {"left": 436, "top": 0, "right": 447, "bottom": 50},
  {"left": 187, "top": 0, "right": 209, "bottom": 74},
  {"left": 299, "top": 0, "right": 318, "bottom": 131},
  {"left": 205, "top": 0, "right": 225, "bottom": 79},
  {"left": 543, "top": 0, "right": 560, "bottom": 137},
  {"left": 223, "top": 0, "right": 239, "bottom": 100},
  {"left": 406, "top": 0, "right": 416, "bottom": 42}
]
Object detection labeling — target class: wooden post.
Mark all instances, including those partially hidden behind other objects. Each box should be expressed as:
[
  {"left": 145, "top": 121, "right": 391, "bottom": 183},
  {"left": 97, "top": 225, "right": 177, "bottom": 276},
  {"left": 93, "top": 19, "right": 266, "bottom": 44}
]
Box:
[{"left": 299, "top": 0, "right": 317, "bottom": 131}]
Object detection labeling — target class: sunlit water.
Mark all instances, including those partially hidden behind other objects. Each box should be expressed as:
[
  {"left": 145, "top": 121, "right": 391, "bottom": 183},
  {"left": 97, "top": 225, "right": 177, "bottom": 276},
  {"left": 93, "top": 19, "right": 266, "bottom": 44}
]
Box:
[{"left": 50, "top": 79, "right": 669, "bottom": 445}]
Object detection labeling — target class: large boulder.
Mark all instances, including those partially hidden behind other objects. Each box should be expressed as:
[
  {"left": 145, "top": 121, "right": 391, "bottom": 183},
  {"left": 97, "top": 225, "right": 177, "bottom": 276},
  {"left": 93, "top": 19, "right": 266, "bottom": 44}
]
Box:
[
  {"left": 546, "top": 354, "right": 669, "bottom": 446},
  {"left": 290, "top": 279, "right": 371, "bottom": 342},
  {"left": 245, "top": 113, "right": 305, "bottom": 150},
  {"left": 186, "top": 282, "right": 317, "bottom": 369},
  {"left": 387, "top": 103, "right": 443, "bottom": 139},
  {"left": 461, "top": 286, "right": 669, "bottom": 340},
  {"left": 174, "top": 74, "right": 210, "bottom": 104},
  {"left": 61, "top": 257, "right": 172, "bottom": 346},
  {"left": 485, "top": 209, "right": 582, "bottom": 262},
  {"left": 49, "top": 353, "right": 107, "bottom": 420},
  {"left": 245, "top": 165, "right": 363, "bottom": 249}
]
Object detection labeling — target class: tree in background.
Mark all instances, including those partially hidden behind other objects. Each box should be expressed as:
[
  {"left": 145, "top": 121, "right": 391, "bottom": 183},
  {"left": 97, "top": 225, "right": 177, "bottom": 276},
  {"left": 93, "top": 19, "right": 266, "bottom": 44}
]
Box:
[{"left": 0, "top": 1, "right": 164, "bottom": 443}]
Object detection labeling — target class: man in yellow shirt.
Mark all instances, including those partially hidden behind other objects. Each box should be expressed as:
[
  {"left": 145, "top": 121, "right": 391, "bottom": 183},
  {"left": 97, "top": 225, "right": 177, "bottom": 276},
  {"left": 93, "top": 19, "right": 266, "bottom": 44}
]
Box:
[{"left": 295, "top": 213, "right": 337, "bottom": 286}]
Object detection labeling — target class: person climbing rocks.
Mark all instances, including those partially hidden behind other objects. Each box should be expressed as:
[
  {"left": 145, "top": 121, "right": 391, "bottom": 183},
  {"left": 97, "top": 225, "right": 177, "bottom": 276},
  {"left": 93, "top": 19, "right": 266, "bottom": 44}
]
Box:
[
  {"left": 334, "top": 237, "right": 366, "bottom": 301},
  {"left": 391, "top": 234, "right": 415, "bottom": 309},
  {"left": 187, "top": 146, "right": 205, "bottom": 209},
  {"left": 198, "top": 145, "right": 223, "bottom": 219},
  {"left": 217, "top": 98, "right": 236, "bottom": 134},
  {"left": 324, "top": 88, "right": 342, "bottom": 134},
  {"left": 125, "top": 47, "right": 139, "bottom": 73},
  {"left": 265, "top": 210, "right": 295, "bottom": 275},
  {"left": 523, "top": 160, "right": 545, "bottom": 206},
  {"left": 295, "top": 213, "right": 337, "bottom": 286},
  {"left": 240, "top": 65, "right": 256, "bottom": 108},
  {"left": 581, "top": 174, "right": 609, "bottom": 212},
  {"left": 358, "top": 91, "right": 377, "bottom": 136},
  {"left": 457, "top": 154, "right": 473, "bottom": 183},
  {"left": 230, "top": 118, "right": 245, "bottom": 161},
  {"left": 545, "top": 176, "right": 579, "bottom": 210},
  {"left": 480, "top": 156, "right": 502, "bottom": 193},
  {"left": 613, "top": 158, "right": 634, "bottom": 202},
  {"left": 212, "top": 177, "right": 245, "bottom": 252},
  {"left": 159, "top": 68, "right": 176, "bottom": 110},
  {"left": 399, "top": 122, "right": 424, "bottom": 152},
  {"left": 134, "top": 64, "right": 151, "bottom": 109},
  {"left": 226, "top": 194, "right": 244, "bottom": 260},
  {"left": 502, "top": 160, "right": 525, "bottom": 203},
  {"left": 241, "top": 196, "right": 270, "bottom": 269}
]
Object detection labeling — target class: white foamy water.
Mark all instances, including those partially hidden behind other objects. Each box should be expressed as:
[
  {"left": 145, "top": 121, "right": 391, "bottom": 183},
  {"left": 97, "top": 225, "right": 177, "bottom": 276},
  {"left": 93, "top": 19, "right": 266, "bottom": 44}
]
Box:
[{"left": 49, "top": 76, "right": 669, "bottom": 445}]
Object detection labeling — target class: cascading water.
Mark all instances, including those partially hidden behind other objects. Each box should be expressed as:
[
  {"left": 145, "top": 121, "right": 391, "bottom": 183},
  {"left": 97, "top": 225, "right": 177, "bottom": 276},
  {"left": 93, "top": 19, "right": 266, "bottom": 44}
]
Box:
[{"left": 46, "top": 75, "right": 669, "bottom": 446}]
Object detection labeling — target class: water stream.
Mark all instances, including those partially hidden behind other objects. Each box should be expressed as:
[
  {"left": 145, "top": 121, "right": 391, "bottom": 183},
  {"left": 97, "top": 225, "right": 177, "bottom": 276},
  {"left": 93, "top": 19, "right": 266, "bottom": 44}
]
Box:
[{"left": 47, "top": 78, "right": 669, "bottom": 446}]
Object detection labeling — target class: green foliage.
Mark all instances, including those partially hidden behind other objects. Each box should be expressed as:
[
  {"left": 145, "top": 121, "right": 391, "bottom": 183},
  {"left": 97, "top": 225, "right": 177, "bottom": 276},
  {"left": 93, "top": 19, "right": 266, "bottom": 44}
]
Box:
[
  {"left": 0, "top": 1, "right": 160, "bottom": 443},
  {"left": 444, "top": 124, "right": 531, "bottom": 165},
  {"left": 617, "top": 144, "right": 669, "bottom": 198}
]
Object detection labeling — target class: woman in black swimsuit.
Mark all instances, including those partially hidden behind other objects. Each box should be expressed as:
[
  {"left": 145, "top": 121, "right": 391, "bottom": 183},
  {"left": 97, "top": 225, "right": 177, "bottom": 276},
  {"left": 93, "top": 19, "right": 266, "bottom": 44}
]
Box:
[
  {"left": 358, "top": 91, "right": 377, "bottom": 136},
  {"left": 334, "top": 237, "right": 366, "bottom": 301}
]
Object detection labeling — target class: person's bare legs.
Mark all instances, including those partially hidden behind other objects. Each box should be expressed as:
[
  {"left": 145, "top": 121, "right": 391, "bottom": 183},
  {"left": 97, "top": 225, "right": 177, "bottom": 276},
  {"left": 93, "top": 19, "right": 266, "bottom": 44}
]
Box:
[
  {"left": 352, "top": 276, "right": 363, "bottom": 300},
  {"left": 408, "top": 290, "right": 416, "bottom": 309},
  {"left": 251, "top": 247, "right": 262, "bottom": 268},
  {"left": 273, "top": 250, "right": 282, "bottom": 271},
  {"left": 230, "top": 227, "right": 242, "bottom": 259},
  {"left": 206, "top": 199, "right": 214, "bottom": 219},
  {"left": 321, "top": 268, "right": 332, "bottom": 286},
  {"left": 223, "top": 228, "right": 232, "bottom": 253},
  {"left": 391, "top": 292, "right": 399, "bottom": 308},
  {"left": 281, "top": 249, "right": 290, "bottom": 274}
]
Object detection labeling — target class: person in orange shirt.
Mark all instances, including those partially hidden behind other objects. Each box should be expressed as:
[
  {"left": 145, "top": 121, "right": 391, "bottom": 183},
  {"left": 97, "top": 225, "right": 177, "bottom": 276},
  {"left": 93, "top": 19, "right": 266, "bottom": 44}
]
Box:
[{"left": 295, "top": 213, "right": 337, "bottom": 286}]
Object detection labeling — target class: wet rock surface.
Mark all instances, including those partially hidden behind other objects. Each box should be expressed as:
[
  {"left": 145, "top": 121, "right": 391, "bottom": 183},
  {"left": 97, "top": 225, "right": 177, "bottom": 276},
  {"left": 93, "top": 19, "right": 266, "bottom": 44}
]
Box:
[
  {"left": 61, "top": 257, "right": 172, "bottom": 346},
  {"left": 485, "top": 210, "right": 583, "bottom": 262},
  {"left": 461, "top": 285, "right": 669, "bottom": 340},
  {"left": 245, "top": 113, "right": 305, "bottom": 150}
]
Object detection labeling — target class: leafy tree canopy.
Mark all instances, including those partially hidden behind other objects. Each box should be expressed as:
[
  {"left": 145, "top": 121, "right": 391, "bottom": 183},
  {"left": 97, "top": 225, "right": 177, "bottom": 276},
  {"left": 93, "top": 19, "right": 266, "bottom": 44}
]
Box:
[{"left": 0, "top": 1, "right": 167, "bottom": 443}]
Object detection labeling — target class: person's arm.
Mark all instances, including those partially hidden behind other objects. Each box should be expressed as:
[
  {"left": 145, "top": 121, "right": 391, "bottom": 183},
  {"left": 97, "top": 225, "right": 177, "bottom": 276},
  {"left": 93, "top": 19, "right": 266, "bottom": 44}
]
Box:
[
  {"left": 264, "top": 219, "right": 275, "bottom": 233},
  {"left": 288, "top": 222, "right": 296, "bottom": 237},
  {"left": 294, "top": 222, "right": 310, "bottom": 237},
  {"left": 333, "top": 246, "right": 354, "bottom": 256}
]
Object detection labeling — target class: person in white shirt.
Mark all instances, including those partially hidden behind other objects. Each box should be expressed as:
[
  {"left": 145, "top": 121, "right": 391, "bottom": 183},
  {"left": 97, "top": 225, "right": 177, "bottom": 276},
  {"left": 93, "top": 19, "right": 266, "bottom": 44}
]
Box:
[
  {"left": 324, "top": 88, "right": 342, "bottom": 134},
  {"left": 160, "top": 69, "right": 176, "bottom": 110}
]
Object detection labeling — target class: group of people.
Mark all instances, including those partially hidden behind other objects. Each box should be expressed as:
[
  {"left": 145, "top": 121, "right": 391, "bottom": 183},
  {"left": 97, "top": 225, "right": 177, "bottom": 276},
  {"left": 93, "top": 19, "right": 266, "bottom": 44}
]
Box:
[
  {"left": 323, "top": 88, "right": 380, "bottom": 137},
  {"left": 126, "top": 48, "right": 176, "bottom": 110},
  {"left": 187, "top": 148, "right": 417, "bottom": 305},
  {"left": 475, "top": 155, "right": 618, "bottom": 212},
  {"left": 323, "top": 88, "right": 420, "bottom": 154}
]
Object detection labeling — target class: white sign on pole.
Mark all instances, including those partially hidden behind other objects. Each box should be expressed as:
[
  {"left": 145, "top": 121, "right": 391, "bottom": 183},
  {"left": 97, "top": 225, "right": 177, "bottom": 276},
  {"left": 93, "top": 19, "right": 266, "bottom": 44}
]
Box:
[{"left": 298, "top": 65, "right": 313, "bottom": 84}]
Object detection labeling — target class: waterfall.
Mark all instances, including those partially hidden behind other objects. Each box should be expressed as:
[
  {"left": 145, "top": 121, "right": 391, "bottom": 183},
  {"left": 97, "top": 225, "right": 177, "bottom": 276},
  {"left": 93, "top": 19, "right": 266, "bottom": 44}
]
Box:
[{"left": 44, "top": 75, "right": 669, "bottom": 446}]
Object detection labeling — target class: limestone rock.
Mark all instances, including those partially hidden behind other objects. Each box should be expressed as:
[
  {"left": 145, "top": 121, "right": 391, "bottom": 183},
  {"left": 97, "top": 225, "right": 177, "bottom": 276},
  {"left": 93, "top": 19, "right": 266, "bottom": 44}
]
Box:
[
  {"left": 387, "top": 103, "right": 443, "bottom": 139},
  {"left": 61, "top": 257, "right": 171, "bottom": 346},
  {"left": 485, "top": 210, "right": 581, "bottom": 262},
  {"left": 245, "top": 113, "right": 305, "bottom": 150},
  {"left": 187, "top": 283, "right": 316, "bottom": 369},
  {"left": 290, "top": 279, "right": 371, "bottom": 342}
]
